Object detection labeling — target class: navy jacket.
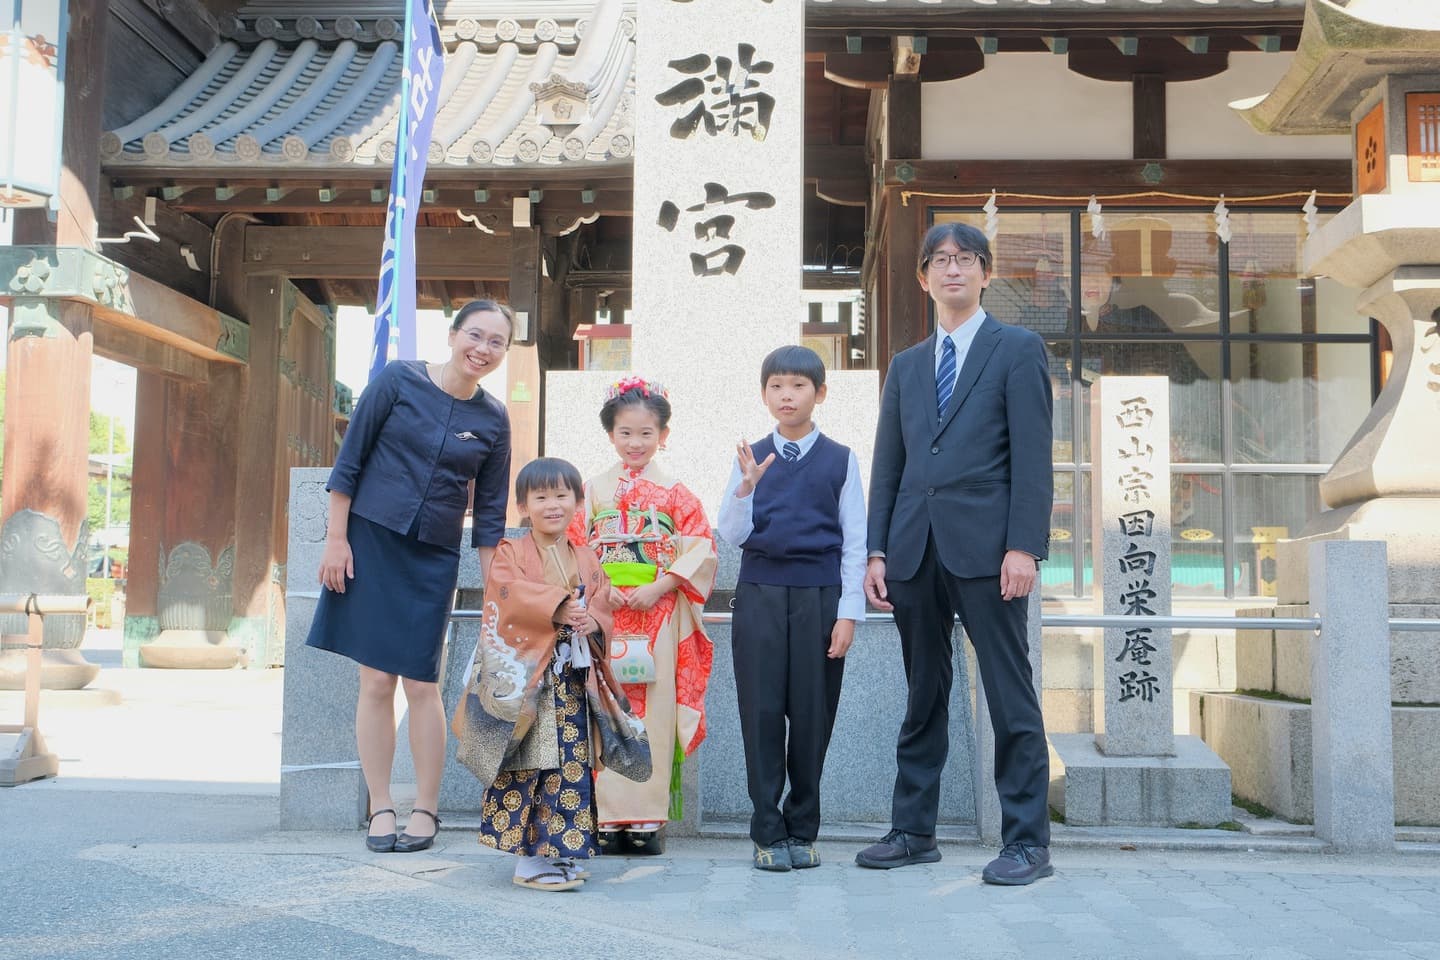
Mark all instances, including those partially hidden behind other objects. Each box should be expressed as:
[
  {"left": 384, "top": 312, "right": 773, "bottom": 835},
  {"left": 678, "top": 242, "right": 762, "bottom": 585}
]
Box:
[
  {"left": 868, "top": 313, "right": 1053, "bottom": 581},
  {"left": 328, "top": 360, "right": 511, "bottom": 548}
]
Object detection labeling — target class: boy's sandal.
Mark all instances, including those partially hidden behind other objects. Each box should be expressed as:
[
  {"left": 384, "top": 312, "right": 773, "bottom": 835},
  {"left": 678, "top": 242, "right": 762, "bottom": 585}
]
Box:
[
  {"left": 552, "top": 857, "right": 591, "bottom": 881},
  {"left": 365, "top": 808, "right": 397, "bottom": 853},
  {"left": 512, "top": 871, "right": 584, "bottom": 892},
  {"left": 394, "top": 808, "right": 441, "bottom": 854}
]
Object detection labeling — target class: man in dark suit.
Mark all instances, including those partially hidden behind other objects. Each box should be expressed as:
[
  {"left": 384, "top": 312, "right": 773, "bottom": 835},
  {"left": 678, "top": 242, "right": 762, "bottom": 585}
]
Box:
[{"left": 857, "top": 222, "right": 1054, "bottom": 885}]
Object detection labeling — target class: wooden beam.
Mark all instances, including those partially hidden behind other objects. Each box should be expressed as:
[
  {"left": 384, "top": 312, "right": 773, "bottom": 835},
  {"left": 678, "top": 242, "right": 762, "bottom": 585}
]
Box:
[
  {"left": 887, "top": 76, "right": 922, "bottom": 161},
  {"left": 894, "top": 35, "right": 921, "bottom": 76},
  {"left": 243, "top": 226, "right": 512, "bottom": 280},
  {"left": 1043, "top": 37, "right": 1070, "bottom": 55},
  {"left": 1133, "top": 74, "right": 1167, "bottom": 160},
  {"left": 1246, "top": 35, "right": 1283, "bottom": 53},
  {"left": 824, "top": 51, "right": 891, "bottom": 90},
  {"left": 1068, "top": 38, "right": 1229, "bottom": 83},
  {"left": 93, "top": 319, "right": 211, "bottom": 381},
  {"left": 509, "top": 227, "right": 541, "bottom": 344},
  {"left": 91, "top": 268, "right": 246, "bottom": 364},
  {"left": 1179, "top": 36, "right": 1211, "bottom": 55}
]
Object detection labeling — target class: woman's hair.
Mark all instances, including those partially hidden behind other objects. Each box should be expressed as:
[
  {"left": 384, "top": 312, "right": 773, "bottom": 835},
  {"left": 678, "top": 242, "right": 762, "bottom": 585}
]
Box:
[
  {"left": 451, "top": 299, "right": 516, "bottom": 343},
  {"left": 599, "top": 375, "right": 672, "bottom": 432},
  {"left": 760, "top": 344, "right": 826, "bottom": 390},
  {"left": 917, "top": 222, "right": 992, "bottom": 275},
  {"left": 514, "top": 457, "right": 584, "bottom": 502}
]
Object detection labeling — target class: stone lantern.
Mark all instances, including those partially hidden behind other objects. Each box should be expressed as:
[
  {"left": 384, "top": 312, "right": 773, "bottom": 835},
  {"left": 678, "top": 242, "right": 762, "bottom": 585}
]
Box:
[{"left": 1197, "top": 0, "right": 1440, "bottom": 829}]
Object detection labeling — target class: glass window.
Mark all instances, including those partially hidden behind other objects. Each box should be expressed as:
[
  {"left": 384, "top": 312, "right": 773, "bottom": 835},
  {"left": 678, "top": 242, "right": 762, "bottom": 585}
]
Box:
[
  {"left": 1174, "top": 472, "right": 1226, "bottom": 597},
  {"left": 1080, "top": 212, "right": 1221, "bottom": 335},
  {"left": 925, "top": 206, "right": 1373, "bottom": 599},
  {"left": 1080, "top": 342, "right": 1223, "bottom": 464},
  {"left": 935, "top": 211, "right": 1074, "bottom": 335},
  {"left": 1231, "top": 473, "right": 1324, "bottom": 596},
  {"left": 1226, "top": 213, "right": 1365, "bottom": 336},
  {"left": 1230, "top": 342, "right": 1372, "bottom": 464}
]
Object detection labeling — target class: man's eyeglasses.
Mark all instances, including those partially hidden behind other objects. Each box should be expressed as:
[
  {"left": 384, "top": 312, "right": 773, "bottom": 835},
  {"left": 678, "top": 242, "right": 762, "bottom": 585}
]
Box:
[
  {"left": 926, "top": 251, "right": 984, "bottom": 270},
  {"left": 460, "top": 328, "right": 509, "bottom": 351}
]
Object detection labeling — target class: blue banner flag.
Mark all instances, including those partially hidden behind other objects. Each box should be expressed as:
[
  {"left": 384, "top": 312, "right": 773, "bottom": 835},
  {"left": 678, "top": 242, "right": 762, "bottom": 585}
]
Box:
[{"left": 369, "top": 0, "right": 445, "bottom": 385}]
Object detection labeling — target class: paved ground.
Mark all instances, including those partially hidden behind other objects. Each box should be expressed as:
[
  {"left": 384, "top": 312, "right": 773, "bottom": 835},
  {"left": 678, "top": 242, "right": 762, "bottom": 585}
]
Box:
[{"left": 5, "top": 642, "right": 1440, "bottom": 960}]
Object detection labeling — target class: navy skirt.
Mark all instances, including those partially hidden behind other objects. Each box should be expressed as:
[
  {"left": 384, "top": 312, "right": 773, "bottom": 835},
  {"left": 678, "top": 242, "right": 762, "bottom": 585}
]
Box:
[{"left": 305, "top": 513, "right": 459, "bottom": 682}]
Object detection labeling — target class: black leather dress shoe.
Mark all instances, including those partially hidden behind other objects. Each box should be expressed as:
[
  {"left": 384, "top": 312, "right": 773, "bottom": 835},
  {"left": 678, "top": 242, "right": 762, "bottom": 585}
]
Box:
[
  {"left": 854, "top": 828, "right": 941, "bottom": 869},
  {"left": 981, "top": 843, "right": 1053, "bottom": 885},
  {"left": 365, "top": 808, "right": 397, "bottom": 853}
]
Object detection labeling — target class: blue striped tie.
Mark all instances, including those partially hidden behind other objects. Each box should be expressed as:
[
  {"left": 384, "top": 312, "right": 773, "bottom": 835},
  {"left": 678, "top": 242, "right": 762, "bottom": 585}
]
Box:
[
  {"left": 782, "top": 441, "right": 801, "bottom": 462},
  {"left": 937, "top": 335, "right": 957, "bottom": 419}
]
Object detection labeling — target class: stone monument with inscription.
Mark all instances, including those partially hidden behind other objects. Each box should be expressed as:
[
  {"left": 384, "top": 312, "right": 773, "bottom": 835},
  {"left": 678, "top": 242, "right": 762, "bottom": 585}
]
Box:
[{"left": 1050, "top": 376, "right": 1230, "bottom": 827}]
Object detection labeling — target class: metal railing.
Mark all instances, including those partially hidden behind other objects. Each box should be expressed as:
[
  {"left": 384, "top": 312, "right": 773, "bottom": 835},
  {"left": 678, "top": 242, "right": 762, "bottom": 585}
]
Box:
[{"left": 447, "top": 608, "right": 1437, "bottom": 632}]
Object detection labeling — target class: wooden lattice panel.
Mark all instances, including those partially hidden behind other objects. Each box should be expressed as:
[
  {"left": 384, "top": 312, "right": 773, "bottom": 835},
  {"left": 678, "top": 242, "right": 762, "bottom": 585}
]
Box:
[
  {"left": 1356, "top": 101, "right": 1387, "bottom": 194},
  {"left": 1407, "top": 93, "right": 1440, "bottom": 182}
]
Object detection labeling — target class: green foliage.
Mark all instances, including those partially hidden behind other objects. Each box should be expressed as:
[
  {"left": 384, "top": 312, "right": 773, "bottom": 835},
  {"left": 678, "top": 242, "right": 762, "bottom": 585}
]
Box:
[
  {"left": 1231, "top": 793, "right": 1277, "bottom": 820},
  {"left": 88, "top": 411, "right": 132, "bottom": 535},
  {"left": 86, "top": 578, "right": 116, "bottom": 628}
]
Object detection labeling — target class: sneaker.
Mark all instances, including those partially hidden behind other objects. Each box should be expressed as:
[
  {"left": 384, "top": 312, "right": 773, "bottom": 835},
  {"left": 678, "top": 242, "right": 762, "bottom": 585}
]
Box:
[
  {"left": 981, "top": 843, "right": 1053, "bottom": 886},
  {"left": 787, "top": 837, "right": 821, "bottom": 869},
  {"left": 854, "top": 828, "right": 941, "bottom": 869},
  {"left": 753, "top": 840, "right": 791, "bottom": 872}
]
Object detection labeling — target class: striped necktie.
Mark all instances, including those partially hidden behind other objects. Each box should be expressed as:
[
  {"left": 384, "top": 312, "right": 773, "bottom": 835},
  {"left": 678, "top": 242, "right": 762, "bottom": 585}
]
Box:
[
  {"left": 781, "top": 441, "right": 801, "bottom": 462},
  {"left": 937, "top": 335, "right": 957, "bottom": 419}
]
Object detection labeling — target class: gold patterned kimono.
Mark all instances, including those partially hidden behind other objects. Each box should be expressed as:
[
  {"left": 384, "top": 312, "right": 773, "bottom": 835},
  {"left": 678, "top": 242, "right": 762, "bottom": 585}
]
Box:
[
  {"left": 452, "top": 535, "right": 652, "bottom": 857},
  {"left": 567, "top": 460, "right": 717, "bottom": 827}
]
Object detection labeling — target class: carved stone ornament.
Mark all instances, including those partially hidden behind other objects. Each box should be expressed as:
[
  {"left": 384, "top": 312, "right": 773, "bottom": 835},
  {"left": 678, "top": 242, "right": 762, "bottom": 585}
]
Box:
[
  {"left": 532, "top": 74, "right": 591, "bottom": 133},
  {"left": 158, "top": 543, "right": 236, "bottom": 632},
  {"left": 0, "top": 510, "right": 88, "bottom": 650}
]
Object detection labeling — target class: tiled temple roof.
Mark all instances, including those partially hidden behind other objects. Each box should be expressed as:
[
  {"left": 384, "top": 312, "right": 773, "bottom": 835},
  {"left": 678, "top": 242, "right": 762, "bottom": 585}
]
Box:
[{"left": 100, "top": 1, "right": 636, "bottom": 170}]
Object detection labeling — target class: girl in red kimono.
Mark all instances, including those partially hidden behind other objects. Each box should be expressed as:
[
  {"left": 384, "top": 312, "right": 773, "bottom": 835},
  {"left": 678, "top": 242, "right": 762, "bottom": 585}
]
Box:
[{"left": 568, "top": 377, "right": 717, "bottom": 854}]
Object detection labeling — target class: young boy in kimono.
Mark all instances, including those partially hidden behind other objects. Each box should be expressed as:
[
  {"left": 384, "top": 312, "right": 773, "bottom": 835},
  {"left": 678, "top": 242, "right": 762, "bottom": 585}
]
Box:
[
  {"left": 453, "top": 457, "right": 652, "bottom": 892},
  {"left": 717, "top": 345, "right": 866, "bottom": 871}
]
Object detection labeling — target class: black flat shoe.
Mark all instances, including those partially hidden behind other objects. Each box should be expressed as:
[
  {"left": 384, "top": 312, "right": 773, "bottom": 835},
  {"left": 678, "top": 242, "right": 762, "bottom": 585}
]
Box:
[
  {"left": 624, "top": 826, "right": 665, "bottom": 856},
  {"left": 366, "top": 808, "right": 397, "bottom": 853},
  {"left": 394, "top": 808, "right": 440, "bottom": 853}
]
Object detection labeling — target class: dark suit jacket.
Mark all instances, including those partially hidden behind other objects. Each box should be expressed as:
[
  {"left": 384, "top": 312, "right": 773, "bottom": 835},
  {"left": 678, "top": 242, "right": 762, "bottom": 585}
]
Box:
[{"left": 868, "top": 313, "right": 1054, "bottom": 581}]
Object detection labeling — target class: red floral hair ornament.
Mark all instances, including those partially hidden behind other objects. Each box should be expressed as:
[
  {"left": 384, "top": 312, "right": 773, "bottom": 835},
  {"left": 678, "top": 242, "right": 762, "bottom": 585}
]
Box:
[{"left": 604, "top": 375, "right": 669, "bottom": 402}]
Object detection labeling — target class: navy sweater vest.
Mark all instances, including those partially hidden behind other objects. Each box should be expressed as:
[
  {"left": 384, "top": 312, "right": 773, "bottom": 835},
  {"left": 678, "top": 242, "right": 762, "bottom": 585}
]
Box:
[{"left": 738, "top": 433, "right": 849, "bottom": 587}]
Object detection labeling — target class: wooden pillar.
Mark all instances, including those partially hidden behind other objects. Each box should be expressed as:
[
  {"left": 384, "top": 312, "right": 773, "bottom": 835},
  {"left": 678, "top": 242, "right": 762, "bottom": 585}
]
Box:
[
  {"left": 0, "top": 302, "right": 94, "bottom": 657},
  {"left": 130, "top": 367, "right": 243, "bottom": 668},
  {"left": 122, "top": 372, "right": 165, "bottom": 665},
  {"left": 233, "top": 276, "right": 287, "bottom": 665},
  {"left": 886, "top": 75, "right": 922, "bottom": 161},
  {"left": 1133, "top": 74, "right": 1167, "bottom": 159},
  {"left": 883, "top": 193, "right": 924, "bottom": 370}
]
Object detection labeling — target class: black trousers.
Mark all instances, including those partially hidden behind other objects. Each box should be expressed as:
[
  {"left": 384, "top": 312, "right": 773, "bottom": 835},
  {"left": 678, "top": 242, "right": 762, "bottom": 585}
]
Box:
[
  {"left": 887, "top": 537, "right": 1050, "bottom": 846},
  {"left": 732, "top": 582, "right": 846, "bottom": 846}
]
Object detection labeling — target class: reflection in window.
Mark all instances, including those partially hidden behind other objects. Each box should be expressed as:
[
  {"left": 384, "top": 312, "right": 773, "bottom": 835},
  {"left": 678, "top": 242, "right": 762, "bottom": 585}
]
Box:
[{"left": 924, "top": 206, "right": 1374, "bottom": 598}]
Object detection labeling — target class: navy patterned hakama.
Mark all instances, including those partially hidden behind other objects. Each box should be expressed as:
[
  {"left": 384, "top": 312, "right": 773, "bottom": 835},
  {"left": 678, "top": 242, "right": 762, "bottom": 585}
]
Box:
[{"left": 478, "top": 660, "right": 598, "bottom": 859}]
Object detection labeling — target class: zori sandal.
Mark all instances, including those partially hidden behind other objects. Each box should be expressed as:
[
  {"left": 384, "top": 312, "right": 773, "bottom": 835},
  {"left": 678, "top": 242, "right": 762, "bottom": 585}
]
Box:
[{"left": 512, "top": 871, "right": 584, "bottom": 892}]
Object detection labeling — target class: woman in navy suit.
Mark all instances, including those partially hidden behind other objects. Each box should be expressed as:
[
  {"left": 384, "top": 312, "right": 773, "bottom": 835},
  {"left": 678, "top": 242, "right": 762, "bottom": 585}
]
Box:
[{"left": 308, "top": 299, "right": 513, "bottom": 853}]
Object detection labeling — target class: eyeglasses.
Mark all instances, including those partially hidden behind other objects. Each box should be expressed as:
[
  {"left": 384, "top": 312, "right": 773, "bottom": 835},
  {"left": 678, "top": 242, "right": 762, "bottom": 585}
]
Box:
[
  {"left": 926, "top": 251, "right": 983, "bottom": 270},
  {"left": 459, "top": 328, "right": 509, "bottom": 351}
]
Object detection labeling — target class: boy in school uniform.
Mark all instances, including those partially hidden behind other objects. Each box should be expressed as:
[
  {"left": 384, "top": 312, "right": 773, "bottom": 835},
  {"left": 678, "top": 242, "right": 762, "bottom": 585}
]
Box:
[{"left": 717, "top": 345, "right": 867, "bottom": 871}]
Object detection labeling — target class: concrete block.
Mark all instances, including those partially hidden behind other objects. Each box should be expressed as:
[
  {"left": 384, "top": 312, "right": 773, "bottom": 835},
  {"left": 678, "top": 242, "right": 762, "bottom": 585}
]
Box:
[
  {"left": 1310, "top": 540, "right": 1394, "bottom": 852},
  {"left": 1278, "top": 499, "right": 1440, "bottom": 605},
  {"left": 1042, "top": 689, "right": 1093, "bottom": 735},
  {"left": 1390, "top": 604, "right": 1440, "bottom": 705},
  {"left": 1174, "top": 630, "right": 1227, "bottom": 689},
  {"left": 1394, "top": 707, "right": 1440, "bottom": 825},
  {"left": 1196, "top": 692, "right": 1313, "bottom": 822},
  {"left": 1039, "top": 629, "right": 1093, "bottom": 689},
  {"left": 1234, "top": 622, "right": 1275, "bottom": 692},
  {"left": 1049, "top": 732, "right": 1231, "bottom": 827},
  {"left": 1199, "top": 692, "right": 1440, "bottom": 827},
  {"left": 1274, "top": 626, "right": 1313, "bottom": 701},
  {"left": 280, "top": 593, "right": 366, "bottom": 829},
  {"left": 701, "top": 616, "right": 976, "bottom": 829}
]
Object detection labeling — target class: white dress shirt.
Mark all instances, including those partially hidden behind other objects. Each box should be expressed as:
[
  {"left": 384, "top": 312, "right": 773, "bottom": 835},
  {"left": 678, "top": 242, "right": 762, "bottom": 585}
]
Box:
[{"left": 717, "top": 425, "right": 868, "bottom": 621}]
